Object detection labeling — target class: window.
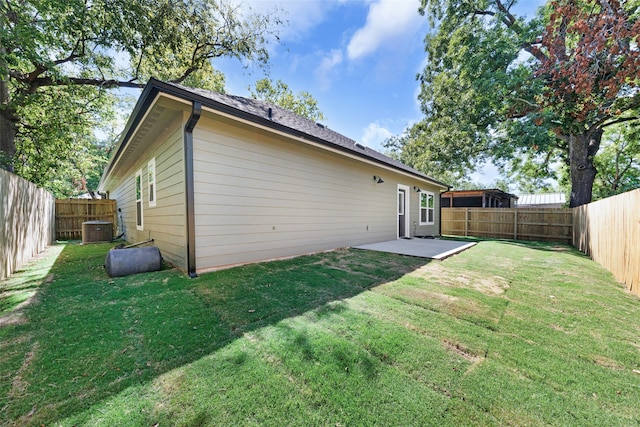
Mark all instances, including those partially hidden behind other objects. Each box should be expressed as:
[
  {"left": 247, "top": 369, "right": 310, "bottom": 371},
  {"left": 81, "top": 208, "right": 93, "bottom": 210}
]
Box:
[
  {"left": 148, "top": 158, "right": 156, "bottom": 207},
  {"left": 135, "top": 169, "right": 143, "bottom": 230},
  {"left": 420, "top": 191, "right": 434, "bottom": 225}
]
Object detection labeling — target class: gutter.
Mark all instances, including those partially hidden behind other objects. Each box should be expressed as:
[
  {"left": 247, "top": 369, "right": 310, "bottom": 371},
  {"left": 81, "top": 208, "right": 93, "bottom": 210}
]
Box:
[{"left": 184, "top": 101, "right": 202, "bottom": 278}]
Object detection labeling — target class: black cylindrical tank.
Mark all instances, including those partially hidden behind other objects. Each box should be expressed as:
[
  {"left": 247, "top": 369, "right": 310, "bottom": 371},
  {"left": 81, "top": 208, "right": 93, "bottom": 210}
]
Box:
[{"left": 105, "top": 246, "right": 162, "bottom": 277}]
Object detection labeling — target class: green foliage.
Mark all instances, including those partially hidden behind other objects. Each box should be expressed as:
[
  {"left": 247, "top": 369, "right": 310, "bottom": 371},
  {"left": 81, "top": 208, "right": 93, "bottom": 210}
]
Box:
[
  {"left": 592, "top": 123, "right": 640, "bottom": 200},
  {"left": 387, "top": 1, "right": 548, "bottom": 186},
  {"left": 395, "top": 0, "right": 640, "bottom": 206},
  {"left": 0, "top": 0, "right": 282, "bottom": 195},
  {"left": 10, "top": 84, "right": 117, "bottom": 196},
  {"left": 249, "top": 78, "right": 326, "bottom": 122}
]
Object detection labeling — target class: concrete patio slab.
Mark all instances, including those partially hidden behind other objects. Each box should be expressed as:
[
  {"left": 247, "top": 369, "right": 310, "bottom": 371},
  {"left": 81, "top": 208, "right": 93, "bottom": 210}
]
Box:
[{"left": 353, "top": 238, "right": 476, "bottom": 260}]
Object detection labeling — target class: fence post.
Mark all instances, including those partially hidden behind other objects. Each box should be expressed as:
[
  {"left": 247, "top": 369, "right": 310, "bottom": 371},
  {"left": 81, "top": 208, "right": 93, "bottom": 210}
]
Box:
[
  {"left": 464, "top": 208, "right": 469, "bottom": 237},
  {"left": 514, "top": 209, "right": 518, "bottom": 240}
]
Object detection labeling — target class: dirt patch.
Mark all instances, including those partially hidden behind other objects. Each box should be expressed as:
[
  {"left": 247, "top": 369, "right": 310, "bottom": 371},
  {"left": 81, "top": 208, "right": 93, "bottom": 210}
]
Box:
[
  {"left": 0, "top": 291, "right": 39, "bottom": 327},
  {"left": 591, "top": 355, "right": 623, "bottom": 369},
  {"left": 442, "top": 339, "right": 483, "bottom": 363},
  {"left": 466, "top": 276, "right": 510, "bottom": 295},
  {"left": 0, "top": 311, "right": 28, "bottom": 327},
  {"left": 412, "top": 264, "right": 509, "bottom": 295},
  {"left": 155, "top": 369, "right": 187, "bottom": 397},
  {"left": 9, "top": 340, "right": 39, "bottom": 398},
  {"left": 398, "top": 288, "right": 458, "bottom": 304}
]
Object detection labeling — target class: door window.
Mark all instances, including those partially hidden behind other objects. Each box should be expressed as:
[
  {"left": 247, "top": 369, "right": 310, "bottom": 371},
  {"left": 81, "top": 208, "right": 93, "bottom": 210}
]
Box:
[{"left": 398, "top": 191, "right": 405, "bottom": 215}]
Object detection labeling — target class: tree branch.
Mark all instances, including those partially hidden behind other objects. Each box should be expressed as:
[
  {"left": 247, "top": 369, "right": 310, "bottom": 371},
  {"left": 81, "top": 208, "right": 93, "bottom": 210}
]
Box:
[
  {"left": 601, "top": 116, "right": 640, "bottom": 128},
  {"left": 27, "top": 76, "right": 145, "bottom": 90},
  {"left": 495, "top": 0, "right": 517, "bottom": 27},
  {"left": 472, "top": 1, "right": 548, "bottom": 62}
]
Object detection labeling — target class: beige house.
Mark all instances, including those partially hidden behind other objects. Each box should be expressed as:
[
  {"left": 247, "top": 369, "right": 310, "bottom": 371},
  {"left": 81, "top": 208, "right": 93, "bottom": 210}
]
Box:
[{"left": 99, "top": 79, "right": 449, "bottom": 277}]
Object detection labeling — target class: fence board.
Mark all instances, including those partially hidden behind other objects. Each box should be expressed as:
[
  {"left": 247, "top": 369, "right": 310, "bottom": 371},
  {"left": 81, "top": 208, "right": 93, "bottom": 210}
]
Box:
[
  {"left": 442, "top": 208, "right": 574, "bottom": 244},
  {"left": 55, "top": 199, "right": 117, "bottom": 240},
  {"left": 573, "top": 189, "right": 640, "bottom": 297},
  {"left": 1, "top": 170, "right": 55, "bottom": 280}
]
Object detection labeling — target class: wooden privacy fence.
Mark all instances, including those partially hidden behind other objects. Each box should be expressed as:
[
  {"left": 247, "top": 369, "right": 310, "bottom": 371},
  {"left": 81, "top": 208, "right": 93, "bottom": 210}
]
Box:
[
  {"left": 442, "top": 207, "right": 574, "bottom": 244},
  {"left": 55, "top": 199, "right": 116, "bottom": 240},
  {"left": 573, "top": 189, "right": 639, "bottom": 297},
  {"left": 0, "top": 169, "right": 55, "bottom": 280}
]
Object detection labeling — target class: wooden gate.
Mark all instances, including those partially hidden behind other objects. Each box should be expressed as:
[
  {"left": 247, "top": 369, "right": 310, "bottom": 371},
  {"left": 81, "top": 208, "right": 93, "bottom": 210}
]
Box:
[{"left": 55, "top": 199, "right": 117, "bottom": 240}]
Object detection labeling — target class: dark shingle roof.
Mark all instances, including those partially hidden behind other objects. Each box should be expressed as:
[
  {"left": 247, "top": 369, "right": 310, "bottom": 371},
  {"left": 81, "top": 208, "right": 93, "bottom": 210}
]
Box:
[{"left": 144, "top": 79, "right": 448, "bottom": 188}]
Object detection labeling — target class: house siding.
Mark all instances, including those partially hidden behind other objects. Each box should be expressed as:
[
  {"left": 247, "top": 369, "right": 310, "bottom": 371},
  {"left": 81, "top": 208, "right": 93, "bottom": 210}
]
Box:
[
  {"left": 106, "top": 119, "right": 187, "bottom": 269},
  {"left": 192, "top": 113, "right": 442, "bottom": 271}
]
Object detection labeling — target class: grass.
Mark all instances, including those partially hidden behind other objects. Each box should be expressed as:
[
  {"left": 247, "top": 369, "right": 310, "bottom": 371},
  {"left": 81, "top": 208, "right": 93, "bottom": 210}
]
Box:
[{"left": 1, "top": 240, "right": 639, "bottom": 426}]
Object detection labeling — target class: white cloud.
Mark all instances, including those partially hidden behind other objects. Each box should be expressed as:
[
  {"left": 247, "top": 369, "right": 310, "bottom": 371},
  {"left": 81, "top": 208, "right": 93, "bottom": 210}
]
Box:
[
  {"left": 315, "top": 49, "right": 344, "bottom": 89},
  {"left": 361, "top": 122, "right": 394, "bottom": 150},
  {"left": 347, "top": 0, "right": 424, "bottom": 61},
  {"left": 238, "top": 0, "right": 337, "bottom": 43},
  {"left": 469, "top": 161, "right": 502, "bottom": 187}
]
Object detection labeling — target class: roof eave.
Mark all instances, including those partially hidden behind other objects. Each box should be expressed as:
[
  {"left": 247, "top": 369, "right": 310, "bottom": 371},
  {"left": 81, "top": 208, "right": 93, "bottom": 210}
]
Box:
[
  {"left": 101, "top": 78, "right": 449, "bottom": 190},
  {"left": 98, "top": 83, "right": 161, "bottom": 191}
]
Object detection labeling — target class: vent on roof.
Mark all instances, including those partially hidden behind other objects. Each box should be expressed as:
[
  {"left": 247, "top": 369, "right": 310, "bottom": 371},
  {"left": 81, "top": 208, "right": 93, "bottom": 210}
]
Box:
[
  {"left": 268, "top": 107, "right": 273, "bottom": 120},
  {"left": 354, "top": 141, "right": 366, "bottom": 149},
  {"left": 316, "top": 122, "right": 325, "bottom": 128}
]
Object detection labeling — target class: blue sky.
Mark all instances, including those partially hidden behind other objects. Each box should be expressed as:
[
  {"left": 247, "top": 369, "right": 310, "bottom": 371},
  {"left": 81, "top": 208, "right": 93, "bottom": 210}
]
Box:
[
  {"left": 216, "top": 0, "right": 432, "bottom": 152},
  {"left": 112, "top": 1, "right": 548, "bottom": 187},
  {"left": 210, "top": 0, "right": 547, "bottom": 186}
]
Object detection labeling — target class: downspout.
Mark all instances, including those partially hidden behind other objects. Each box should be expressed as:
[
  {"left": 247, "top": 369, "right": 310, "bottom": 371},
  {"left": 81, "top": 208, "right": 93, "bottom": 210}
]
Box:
[
  {"left": 439, "top": 187, "right": 450, "bottom": 237},
  {"left": 184, "top": 101, "right": 202, "bottom": 278}
]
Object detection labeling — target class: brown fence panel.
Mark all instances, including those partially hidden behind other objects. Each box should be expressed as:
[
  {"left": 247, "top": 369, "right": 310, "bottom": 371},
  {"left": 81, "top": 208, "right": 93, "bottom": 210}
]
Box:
[
  {"left": 1, "top": 169, "right": 55, "bottom": 280},
  {"left": 55, "top": 199, "right": 116, "bottom": 240},
  {"left": 442, "top": 207, "right": 574, "bottom": 244},
  {"left": 573, "top": 189, "right": 640, "bottom": 297}
]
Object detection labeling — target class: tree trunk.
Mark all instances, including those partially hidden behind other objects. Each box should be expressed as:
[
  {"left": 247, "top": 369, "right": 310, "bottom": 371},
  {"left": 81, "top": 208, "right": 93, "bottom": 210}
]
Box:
[
  {"left": 0, "top": 98, "right": 17, "bottom": 172},
  {"left": 568, "top": 129, "right": 602, "bottom": 207},
  {"left": 0, "top": 27, "right": 16, "bottom": 172}
]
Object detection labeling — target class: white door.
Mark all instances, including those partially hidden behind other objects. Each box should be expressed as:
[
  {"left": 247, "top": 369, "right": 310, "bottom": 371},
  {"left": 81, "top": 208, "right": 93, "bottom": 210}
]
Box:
[{"left": 397, "top": 184, "right": 410, "bottom": 238}]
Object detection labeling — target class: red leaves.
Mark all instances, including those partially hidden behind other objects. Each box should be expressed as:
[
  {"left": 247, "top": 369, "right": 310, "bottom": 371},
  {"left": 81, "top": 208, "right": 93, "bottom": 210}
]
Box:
[{"left": 536, "top": 0, "right": 640, "bottom": 122}]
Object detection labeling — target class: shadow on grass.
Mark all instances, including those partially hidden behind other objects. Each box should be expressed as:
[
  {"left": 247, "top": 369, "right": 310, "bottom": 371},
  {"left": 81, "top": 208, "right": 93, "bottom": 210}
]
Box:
[{"left": 1, "top": 243, "right": 429, "bottom": 425}]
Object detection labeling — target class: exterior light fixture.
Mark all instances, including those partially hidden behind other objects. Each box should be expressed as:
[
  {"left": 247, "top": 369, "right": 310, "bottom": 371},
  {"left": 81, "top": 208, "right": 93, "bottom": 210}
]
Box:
[
  {"left": 373, "top": 175, "right": 384, "bottom": 184},
  {"left": 413, "top": 186, "right": 422, "bottom": 192}
]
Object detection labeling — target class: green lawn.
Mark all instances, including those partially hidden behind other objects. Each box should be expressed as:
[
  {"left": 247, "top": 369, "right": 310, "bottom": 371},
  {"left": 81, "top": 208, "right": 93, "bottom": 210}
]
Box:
[{"left": 1, "top": 240, "right": 639, "bottom": 426}]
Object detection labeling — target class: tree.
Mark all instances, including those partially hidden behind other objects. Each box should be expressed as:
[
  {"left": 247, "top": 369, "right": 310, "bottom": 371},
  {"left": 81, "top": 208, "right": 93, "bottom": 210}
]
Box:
[
  {"left": 249, "top": 78, "right": 326, "bottom": 122},
  {"left": 10, "top": 84, "right": 117, "bottom": 196},
  {"left": 388, "top": 0, "right": 640, "bottom": 206},
  {"left": 591, "top": 123, "right": 640, "bottom": 199},
  {"left": 0, "top": 0, "right": 281, "bottom": 191}
]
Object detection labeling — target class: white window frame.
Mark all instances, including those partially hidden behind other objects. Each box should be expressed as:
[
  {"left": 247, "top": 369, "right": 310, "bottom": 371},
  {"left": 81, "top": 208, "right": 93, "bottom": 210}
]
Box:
[
  {"left": 148, "top": 158, "right": 157, "bottom": 207},
  {"left": 419, "top": 191, "right": 435, "bottom": 225},
  {"left": 135, "top": 169, "right": 143, "bottom": 230}
]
